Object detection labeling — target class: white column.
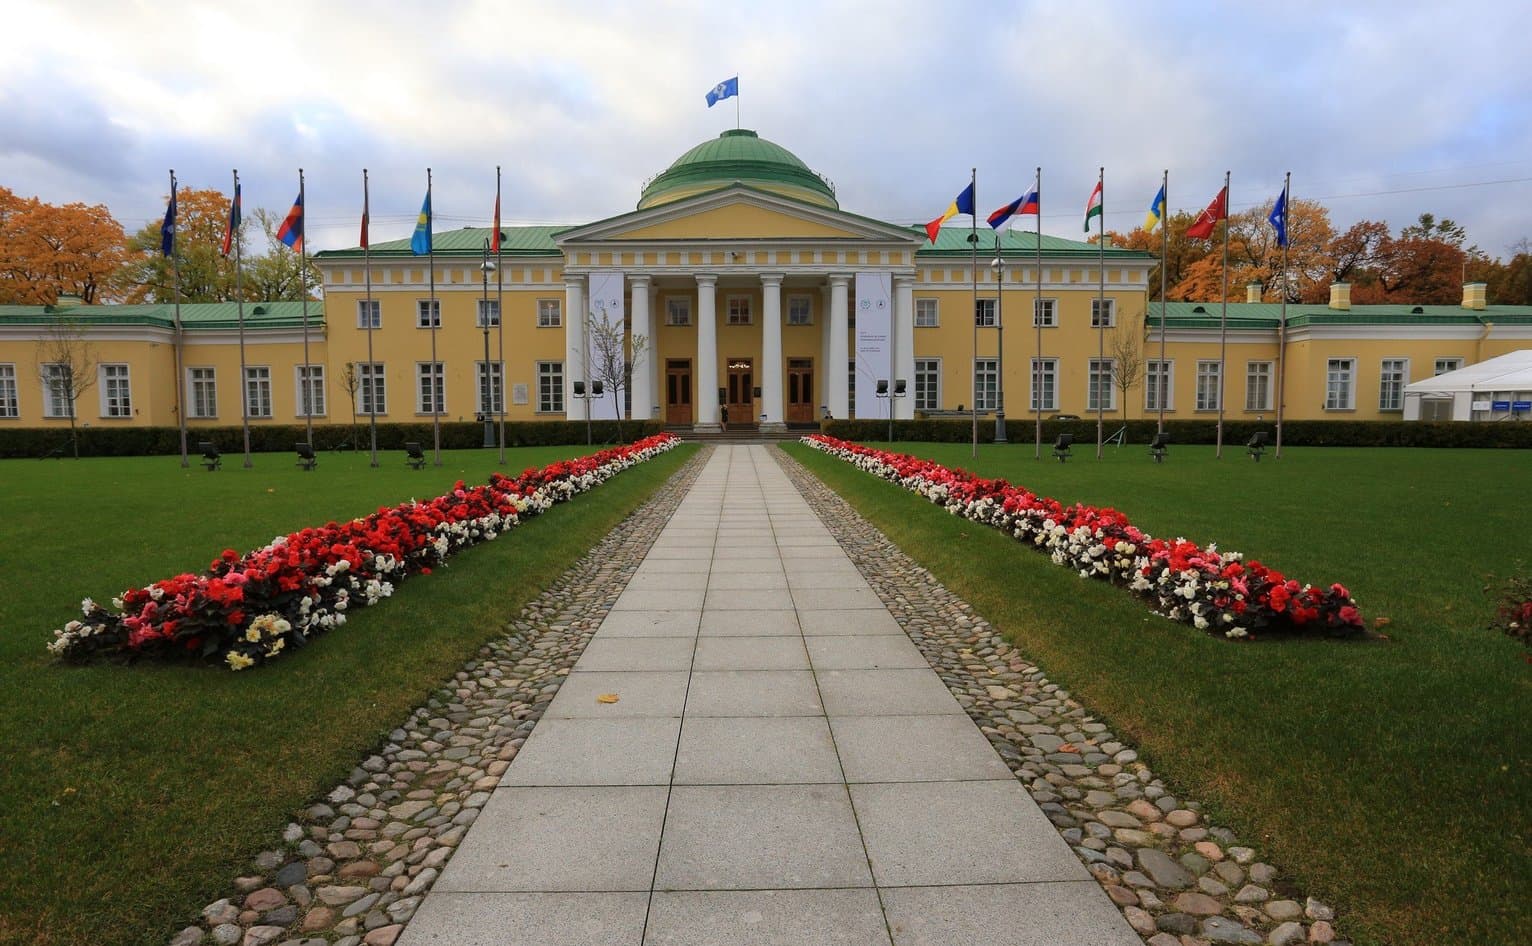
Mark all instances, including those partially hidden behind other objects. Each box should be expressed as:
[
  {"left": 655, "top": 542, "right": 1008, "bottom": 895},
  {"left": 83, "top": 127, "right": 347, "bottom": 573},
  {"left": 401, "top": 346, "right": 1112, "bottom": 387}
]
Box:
[
  {"left": 894, "top": 273, "right": 916, "bottom": 419},
  {"left": 564, "top": 276, "right": 586, "bottom": 420},
  {"left": 695, "top": 273, "right": 720, "bottom": 431},
  {"left": 828, "top": 273, "right": 851, "bottom": 419},
  {"left": 649, "top": 282, "right": 662, "bottom": 424},
  {"left": 760, "top": 272, "right": 785, "bottom": 430},
  {"left": 629, "top": 274, "right": 652, "bottom": 422},
  {"left": 819, "top": 285, "right": 832, "bottom": 418}
]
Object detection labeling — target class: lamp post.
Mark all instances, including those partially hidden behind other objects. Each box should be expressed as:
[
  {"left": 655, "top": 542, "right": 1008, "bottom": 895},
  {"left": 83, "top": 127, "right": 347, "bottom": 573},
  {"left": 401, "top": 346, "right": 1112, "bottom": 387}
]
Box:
[
  {"left": 878, "top": 378, "right": 907, "bottom": 442},
  {"left": 479, "top": 238, "right": 497, "bottom": 449},
  {"left": 992, "top": 236, "right": 1007, "bottom": 443}
]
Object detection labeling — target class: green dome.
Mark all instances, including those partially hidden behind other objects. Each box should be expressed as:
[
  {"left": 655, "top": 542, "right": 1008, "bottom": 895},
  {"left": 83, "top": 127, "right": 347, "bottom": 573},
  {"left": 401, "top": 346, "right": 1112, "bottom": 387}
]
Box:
[{"left": 638, "top": 129, "right": 838, "bottom": 210}]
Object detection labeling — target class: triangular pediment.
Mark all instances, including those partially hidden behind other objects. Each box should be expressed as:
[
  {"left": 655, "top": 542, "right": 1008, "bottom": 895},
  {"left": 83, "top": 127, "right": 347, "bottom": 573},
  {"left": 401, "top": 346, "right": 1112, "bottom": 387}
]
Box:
[{"left": 555, "top": 185, "right": 922, "bottom": 246}]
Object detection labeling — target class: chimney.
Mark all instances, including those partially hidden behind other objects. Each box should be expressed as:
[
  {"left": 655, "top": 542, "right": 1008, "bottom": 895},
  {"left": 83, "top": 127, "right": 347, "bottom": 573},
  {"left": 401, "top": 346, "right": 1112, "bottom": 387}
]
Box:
[
  {"left": 1328, "top": 282, "right": 1351, "bottom": 311},
  {"left": 1245, "top": 282, "right": 1262, "bottom": 304},
  {"left": 1461, "top": 282, "right": 1487, "bottom": 310}
]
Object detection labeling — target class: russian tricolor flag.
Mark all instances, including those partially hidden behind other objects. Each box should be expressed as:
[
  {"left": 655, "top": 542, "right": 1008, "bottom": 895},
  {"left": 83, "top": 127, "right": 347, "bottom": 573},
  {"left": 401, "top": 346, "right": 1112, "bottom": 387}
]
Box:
[
  {"left": 987, "top": 188, "right": 1040, "bottom": 230},
  {"left": 277, "top": 191, "right": 304, "bottom": 252}
]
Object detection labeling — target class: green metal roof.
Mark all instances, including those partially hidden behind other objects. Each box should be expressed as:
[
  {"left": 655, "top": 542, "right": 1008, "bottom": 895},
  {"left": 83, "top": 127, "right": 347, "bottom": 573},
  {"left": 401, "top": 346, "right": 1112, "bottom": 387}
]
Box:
[
  {"left": 316, "top": 226, "right": 563, "bottom": 261},
  {"left": 0, "top": 301, "right": 323, "bottom": 331},
  {"left": 1147, "top": 301, "right": 1532, "bottom": 330},
  {"left": 915, "top": 226, "right": 1155, "bottom": 260},
  {"left": 638, "top": 129, "right": 837, "bottom": 210}
]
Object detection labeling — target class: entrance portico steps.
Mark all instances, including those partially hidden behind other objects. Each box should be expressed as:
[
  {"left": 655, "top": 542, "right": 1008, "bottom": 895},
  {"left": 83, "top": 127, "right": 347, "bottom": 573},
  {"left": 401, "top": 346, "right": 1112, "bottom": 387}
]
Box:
[{"left": 667, "top": 425, "right": 813, "bottom": 443}]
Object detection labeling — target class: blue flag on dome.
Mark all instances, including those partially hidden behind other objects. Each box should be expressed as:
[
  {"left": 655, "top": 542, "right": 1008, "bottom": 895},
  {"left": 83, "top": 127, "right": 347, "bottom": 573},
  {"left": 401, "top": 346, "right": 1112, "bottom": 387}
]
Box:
[{"left": 705, "top": 76, "right": 738, "bottom": 107}]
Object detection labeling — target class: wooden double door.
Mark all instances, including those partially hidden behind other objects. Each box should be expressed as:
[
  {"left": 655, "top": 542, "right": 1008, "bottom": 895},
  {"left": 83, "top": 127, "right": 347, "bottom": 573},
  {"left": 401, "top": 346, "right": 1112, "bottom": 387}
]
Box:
[
  {"left": 725, "top": 359, "right": 754, "bottom": 427},
  {"left": 787, "top": 358, "right": 814, "bottom": 424},
  {"left": 665, "top": 359, "right": 692, "bottom": 425}
]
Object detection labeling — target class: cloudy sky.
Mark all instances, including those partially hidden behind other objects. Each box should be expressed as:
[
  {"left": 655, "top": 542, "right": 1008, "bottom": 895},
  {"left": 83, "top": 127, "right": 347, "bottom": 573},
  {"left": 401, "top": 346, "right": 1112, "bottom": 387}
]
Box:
[{"left": 4, "top": 1, "right": 1530, "bottom": 256}]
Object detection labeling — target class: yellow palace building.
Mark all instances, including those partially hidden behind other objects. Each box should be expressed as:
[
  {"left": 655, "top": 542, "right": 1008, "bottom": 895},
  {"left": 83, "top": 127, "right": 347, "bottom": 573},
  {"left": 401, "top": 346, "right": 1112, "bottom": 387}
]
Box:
[{"left": 2, "top": 128, "right": 1530, "bottom": 433}]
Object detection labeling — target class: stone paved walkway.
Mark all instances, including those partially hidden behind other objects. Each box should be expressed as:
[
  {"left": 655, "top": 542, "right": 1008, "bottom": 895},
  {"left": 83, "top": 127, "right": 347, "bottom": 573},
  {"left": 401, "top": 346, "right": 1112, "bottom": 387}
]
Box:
[{"left": 398, "top": 445, "right": 1139, "bottom": 945}]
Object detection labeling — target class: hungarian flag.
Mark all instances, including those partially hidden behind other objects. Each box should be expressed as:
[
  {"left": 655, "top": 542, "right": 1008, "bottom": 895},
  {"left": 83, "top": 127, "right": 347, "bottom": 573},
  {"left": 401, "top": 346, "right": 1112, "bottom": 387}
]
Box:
[
  {"left": 987, "top": 188, "right": 1039, "bottom": 231},
  {"left": 1185, "top": 186, "right": 1229, "bottom": 240},
  {"left": 925, "top": 182, "right": 975, "bottom": 243},
  {"left": 491, "top": 188, "right": 501, "bottom": 253},
  {"left": 276, "top": 191, "right": 304, "bottom": 252},
  {"left": 220, "top": 182, "right": 241, "bottom": 258},
  {"left": 1083, "top": 180, "right": 1103, "bottom": 232}
]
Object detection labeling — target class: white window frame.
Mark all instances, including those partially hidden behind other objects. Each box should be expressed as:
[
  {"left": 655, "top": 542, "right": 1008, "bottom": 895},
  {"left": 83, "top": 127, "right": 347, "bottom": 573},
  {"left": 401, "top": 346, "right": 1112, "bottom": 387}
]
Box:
[
  {"left": 1434, "top": 357, "right": 1463, "bottom": 376},
  {"left": 537, "top": 361, "right": 564, "bottom": 413},
  {"left": 358, "top": 362, "right": 386, "bottom": 416},
  {"left": 1195, "top": 361, "right": 1222, "bottom": 412},
  {"left": 476, "top": 360, "right": 504, "bottom": 415},
  {"left": 295, "top": 364, "right": 326, "bottom": 418},
  {"left": 726, "top": 294, "right": 752, "bottom": 325},
  {"left": 786, "top": 294, "right": 813, "bottom": 326},
  {"left": 1034, "top": 298, "right": 1058, "bottom": 327},
  {"left": 98, "top": 363, "right": 132, "bottom": 418},
  {"left": 244, "top": 366, "right": 273, "bottom": 419},
  {"left": 476, "top": 299, "right": 501, "bottom": 328},
  {"left": 416, "top": 299, "right": 441, "bottom": 328},
  {"left": 915, "top": 298, "right": 939, "bottom": 327},
  {"left": 0, "top": 363, "right": 17, "bottom": 418},
  {"left": 1245, "top": 361, "right": 1274, "bottom": 412},
  {"left": 189, "top": 366, "right": 217, "bottom": 419},
  {"left": 1325, "top": 358, "right": 1356, "bottom": 411},
  {"left": 537, "top": 298, "right": 562, "bottom": 327},
  {"left": 914, "top": 357, "right": 941, "bottom": 411},
  {"left": 356, "top": 299, "right": 381, "bottom": 329},
  {"left": 42, "top": 363, "right": 72, "bottom": 418},
  {"left": 1030, "top": 357, "right": 1058, "bottom": 412},
  {"left": 974, "top": 358, "right": 998, "bottom": 411},
  {"left": 1087, "top": 358, "right": 1116, "bottom": 412},
  {"left": 665, "top": 297, "right": 691, "bottom": 327},
  {"left": 1091, "top": 298, "right": 1116, "bottom": 328},
  {"left": 1145, "top": 359, "right": 1173, "bottom": 412},
  {"left": 416, "top": 362, "right": 445, "bottom": 415},
  {"left": 1379, "top": 357, "right": 1408, "bottom": 412},
  {"left": 974, "top": 298, "right": 997, "bottom": 327}
]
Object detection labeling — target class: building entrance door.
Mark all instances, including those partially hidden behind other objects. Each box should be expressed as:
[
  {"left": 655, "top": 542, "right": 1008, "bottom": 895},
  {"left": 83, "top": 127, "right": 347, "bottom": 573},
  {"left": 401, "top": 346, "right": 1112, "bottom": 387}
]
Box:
[
  {"left": 665, "top": 359, "right": 692, "bottom": 425},
  {"left": 726, "top": 358, "right": 754, "bottom": 427},
  {"left": 787, "top": 358, "right": 814, "bottom": 424}
]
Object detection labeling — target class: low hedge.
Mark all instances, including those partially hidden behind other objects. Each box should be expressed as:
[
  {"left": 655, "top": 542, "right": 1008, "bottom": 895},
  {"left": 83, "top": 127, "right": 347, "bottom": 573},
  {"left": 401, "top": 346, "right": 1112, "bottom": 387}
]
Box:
[
  {"left": 821, "top": 417, "right": 1532, "bottom": 449},
  {"left": 0, "top": 420, "right": 666, "bottom": 459}
]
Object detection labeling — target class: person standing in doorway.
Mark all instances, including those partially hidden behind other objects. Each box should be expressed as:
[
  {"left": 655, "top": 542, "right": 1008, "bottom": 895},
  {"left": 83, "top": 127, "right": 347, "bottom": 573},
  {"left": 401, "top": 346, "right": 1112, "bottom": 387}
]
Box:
[{"left": 720, "top": 403, "right": 729, "bottom": 431}]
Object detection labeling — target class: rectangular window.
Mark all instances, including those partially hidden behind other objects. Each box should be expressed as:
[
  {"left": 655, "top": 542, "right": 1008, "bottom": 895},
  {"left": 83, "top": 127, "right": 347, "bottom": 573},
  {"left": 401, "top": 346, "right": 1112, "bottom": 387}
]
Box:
[
  {"left": 1091, "top": 298, "right": 1116, "bottom": 328},
  {"left": 787, "top": 295, "right": 812, "bottom": 326},
  {"left": 416, "top": 299, "right": 440, "bottom": 328},
  {"left": 100, "top": 364, "right": 131, "bottom": 418},
  {"left": 1030, "top": 358, "right": 1058, "bottom": 412},
  {"left": 665, "top": 298, "right": 691, "bottom": 326},
  {"left": 189, "top": 367, "right": 217, "bottom": 418},
  {"left": 1034, "top": 298, "right": 1057, "bottom": 327},
  {"left": 1434, "top": 357, "right": 1463, "bottom": 376},
  {"left": 1145, "top": 360, "right": 1172, "bottom": 411},
  {"left": 1326, "top": 358, "right": 1356, "bottom": 410},
  {"left": 477, "top": 299, "right": 501, "bottom": 328},
  {"left": 1245, "top": 361, "right": 1273, "bottom": 412},
  {"left": 1379, "top": 358, "right": 1408, "bottom": 411},
  {"left": 42, "top": 364, "right": 72, "bottom": 418},
  {"left": 356, "top": 299, "right": 381, "bottom": 329},
  {"left": 1196, "top": 361, "right": 1222, "bottom": 411},
  {"left": 1087, "top": 358, "right": 1115, "bottom": 412},
  {"left": 537, "top": 361, "right": 564, "bottom": 413},
  {"left": 244, "top": 366, "right": 272, "bottom": 419},
  {"left": 417, "top": 362, "right": 445, "bottom": 414},
  {"left": 0, "top": 364, "right": 16, "bottom": 418},
  {"left": 727, "top": 295, "right": 752, "bottom": 325},
  {"left": 296, "top": 364, "right": 325, "bottom": 417},
  {"left": 914, "top": 358, "right": 940, "bottom": 411},
  {"left": 974, "top": 358, "right": 998, "bottom": 411},
  {"left": 358, "top": 363, "right": 386, "bottom": 416},
  {"left": 974, "top": 298, "right": 997, "bottom": 327},
  {"left": 915, "top": 298, "right": 939, "bottom": 327},
  {"left": 477, "top": 361, "right": 504, "bottom": 415},
  {"left": 537, "top": 299, "right": 562, "bottom": 327}
]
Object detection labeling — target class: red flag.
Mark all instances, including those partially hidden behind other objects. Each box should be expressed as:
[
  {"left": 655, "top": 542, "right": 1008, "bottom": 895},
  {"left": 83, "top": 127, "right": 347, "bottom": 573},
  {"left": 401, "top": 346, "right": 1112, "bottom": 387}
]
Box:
[
  {"left": 1185, "top": 185, "right": 1228, "bottom": 240},
  {"left": 491, "top": 190, "right": 501, "bottom": 253},
  {"left": 360, "top": 182, "right": 370, "bottom": 250}
]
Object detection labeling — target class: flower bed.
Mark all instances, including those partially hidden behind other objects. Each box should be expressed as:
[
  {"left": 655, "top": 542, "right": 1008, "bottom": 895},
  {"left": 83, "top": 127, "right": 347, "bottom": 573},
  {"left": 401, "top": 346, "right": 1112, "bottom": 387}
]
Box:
[
  {"left": 48, "top": 434, "right": 680, "bottom": 669},
  {"left": 802, "top": 435, "right": 1363, "bottom": 639}
]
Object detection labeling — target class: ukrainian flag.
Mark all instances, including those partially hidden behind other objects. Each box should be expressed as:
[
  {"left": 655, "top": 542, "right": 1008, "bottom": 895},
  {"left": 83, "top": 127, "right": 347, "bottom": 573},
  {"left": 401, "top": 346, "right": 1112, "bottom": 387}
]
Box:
[
  {"left": 1144, "top": 184, "right": 1167, "bottom": 233},
  {"left": 410, "top": 191, "right": 432, "bottom": 256}
]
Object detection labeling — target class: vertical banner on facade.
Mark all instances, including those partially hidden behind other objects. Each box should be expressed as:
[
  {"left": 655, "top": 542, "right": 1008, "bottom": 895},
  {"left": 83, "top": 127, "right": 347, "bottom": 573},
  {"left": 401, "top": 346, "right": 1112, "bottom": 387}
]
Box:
[
  {"left": 585, "top": 270, "right": 625, "bottom": 420},
  {"left": 854, "top": 271, "right": 892, "bottom": 419}
]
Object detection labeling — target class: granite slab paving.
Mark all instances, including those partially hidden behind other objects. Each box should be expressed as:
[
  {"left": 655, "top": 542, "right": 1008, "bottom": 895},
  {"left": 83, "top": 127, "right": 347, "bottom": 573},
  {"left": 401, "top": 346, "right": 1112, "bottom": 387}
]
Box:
[{"left": 400, "top": 445, "right": 1139, "bottom": 946}]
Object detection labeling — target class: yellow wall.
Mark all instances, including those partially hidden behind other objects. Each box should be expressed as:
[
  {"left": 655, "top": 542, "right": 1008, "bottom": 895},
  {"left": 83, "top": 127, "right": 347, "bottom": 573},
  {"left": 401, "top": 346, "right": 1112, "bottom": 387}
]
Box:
[{"left": 620, "top": 204, "right": 861, "bottom": 241}]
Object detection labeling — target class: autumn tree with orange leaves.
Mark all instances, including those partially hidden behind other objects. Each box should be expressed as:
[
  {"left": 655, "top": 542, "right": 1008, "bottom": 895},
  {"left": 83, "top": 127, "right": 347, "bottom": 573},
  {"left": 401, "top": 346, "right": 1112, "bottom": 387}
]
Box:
[{"left": 0, "top": 186, "right": 130, "bottom": 304}]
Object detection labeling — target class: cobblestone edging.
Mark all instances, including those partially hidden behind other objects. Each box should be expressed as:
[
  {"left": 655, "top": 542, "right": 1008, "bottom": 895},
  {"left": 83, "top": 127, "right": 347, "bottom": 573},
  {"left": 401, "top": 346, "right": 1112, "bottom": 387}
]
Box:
[
  {"left": 168, "top": 448, "right": 712, "bottom": 946},
  {"left": 774, "top": 447, "right": 1347, "bottom": 946}
]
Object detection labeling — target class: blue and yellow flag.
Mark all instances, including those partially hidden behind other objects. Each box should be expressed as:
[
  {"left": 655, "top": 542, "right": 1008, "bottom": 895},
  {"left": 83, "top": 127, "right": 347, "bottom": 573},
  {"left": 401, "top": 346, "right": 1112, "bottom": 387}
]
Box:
[
  {"left": 1144, "top": 184, "right": 1167, "bottom": 233},
  {"left": 410, "top": 190, "right": 432, "bottom": 256}
]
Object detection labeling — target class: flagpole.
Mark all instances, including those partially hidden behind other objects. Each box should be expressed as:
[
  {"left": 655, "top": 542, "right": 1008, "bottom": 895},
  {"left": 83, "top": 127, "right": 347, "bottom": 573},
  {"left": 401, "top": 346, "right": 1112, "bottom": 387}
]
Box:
[
  {"left": 1275, "top": 170, "right": 1290, "bottom": 460},
  {"left": 1034, "top": 166, "right": 1043, "bottom": 460},
  {"left": 1158, "top": 169, "right": 1168, "bottom": 435},
  {"left": 1096, "top": 166, "right": 1105, "bottom": 460},
  {"left": 1216, "top": 169, "right": 1230, "bottom": 459},
  {"left": 969, "top": 167, "right": 978, "bottom": 460},
  {"left": 994, "top": 224, "right": 1007, "bottom": 443},
  {"left": 364, "top": 169, "right": 378, "bottom": 467},
  {"left": 298, "top": 168, "right": 313, "bottom": 451},
  {"left": 169, "top": 169, "right": 188, "bottom": 468},
  {"left": 496, "top": 165, "right": 507, "bottom": 465},
  {"left": 427, "top": 167, "right": 441, "bottom": 466},
  {"left": 233, "top": 169, "right": 252, "bottom": 469}
]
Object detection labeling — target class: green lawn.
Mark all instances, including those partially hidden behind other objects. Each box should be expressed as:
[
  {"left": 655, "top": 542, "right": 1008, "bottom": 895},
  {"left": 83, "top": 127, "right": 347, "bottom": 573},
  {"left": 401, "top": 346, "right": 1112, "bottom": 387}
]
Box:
[
  {"left": 783, "top": 440, "right": 1529, "bottom": 946},
  {"left": 0, "top": 444, "right": 697, "bottom": 946}
]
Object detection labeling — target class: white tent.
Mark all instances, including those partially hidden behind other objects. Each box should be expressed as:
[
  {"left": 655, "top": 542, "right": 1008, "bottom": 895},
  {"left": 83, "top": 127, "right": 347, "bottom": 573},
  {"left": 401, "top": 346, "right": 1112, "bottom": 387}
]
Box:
[{"left": 1403, "top": 349, "right": 1532, "bottom": 421}]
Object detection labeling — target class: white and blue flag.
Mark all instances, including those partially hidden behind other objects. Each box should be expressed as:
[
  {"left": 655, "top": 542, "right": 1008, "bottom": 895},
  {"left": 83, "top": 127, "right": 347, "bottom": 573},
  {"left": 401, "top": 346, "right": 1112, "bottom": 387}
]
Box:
[{"left": 705, "top": 76, "right": 739, "bottom": 107}]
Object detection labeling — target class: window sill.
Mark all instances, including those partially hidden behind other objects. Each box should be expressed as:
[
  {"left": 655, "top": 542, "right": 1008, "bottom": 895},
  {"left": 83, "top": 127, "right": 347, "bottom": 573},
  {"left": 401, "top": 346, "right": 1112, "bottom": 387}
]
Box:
[
  {"left": 1324, "top": 408, "right": 1357, "bottom": 413},
  {"left": 537, "top": 323, "right": 564, "bottom": 329}
]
